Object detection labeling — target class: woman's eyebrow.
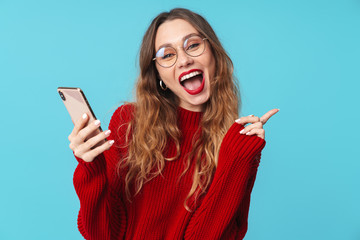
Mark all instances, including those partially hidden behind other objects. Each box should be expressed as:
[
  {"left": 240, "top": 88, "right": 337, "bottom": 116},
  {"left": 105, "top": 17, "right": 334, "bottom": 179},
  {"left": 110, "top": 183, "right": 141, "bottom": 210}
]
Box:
[
  {"left": 181, "top": 33, "right": 198, "bottom": 41},
  {"left": 156, "top": 33, "right": 199, "bottom": 51}
]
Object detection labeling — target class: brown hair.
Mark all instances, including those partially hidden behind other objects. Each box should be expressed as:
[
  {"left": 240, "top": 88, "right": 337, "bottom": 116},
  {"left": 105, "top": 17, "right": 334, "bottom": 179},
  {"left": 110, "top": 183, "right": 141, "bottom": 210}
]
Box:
[{"left": 118, "top": 8, "right": 240, "bottom": 211}]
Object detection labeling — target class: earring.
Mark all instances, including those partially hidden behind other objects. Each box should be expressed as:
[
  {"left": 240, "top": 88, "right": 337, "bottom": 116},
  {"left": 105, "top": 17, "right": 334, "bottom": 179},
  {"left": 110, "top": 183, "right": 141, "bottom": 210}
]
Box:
[{"left": 159, "top": 80, "right": 168, "bottom": 91}]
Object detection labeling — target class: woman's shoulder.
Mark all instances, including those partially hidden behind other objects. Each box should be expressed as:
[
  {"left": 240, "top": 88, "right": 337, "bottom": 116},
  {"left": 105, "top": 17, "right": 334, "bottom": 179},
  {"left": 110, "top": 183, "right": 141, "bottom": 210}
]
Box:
[
  {"left": 114, "top": 102, "right": 135, "bottom": 117},
  {"left": 109, "top": 102, "right": 136, "bottom": 128}
]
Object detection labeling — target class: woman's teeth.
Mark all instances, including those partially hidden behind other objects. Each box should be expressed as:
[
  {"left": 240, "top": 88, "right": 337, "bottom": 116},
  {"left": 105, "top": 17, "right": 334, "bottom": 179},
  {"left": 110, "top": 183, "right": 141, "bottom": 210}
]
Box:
[{"left": 180, "top": 71, "right": 202, "bottom": 82}]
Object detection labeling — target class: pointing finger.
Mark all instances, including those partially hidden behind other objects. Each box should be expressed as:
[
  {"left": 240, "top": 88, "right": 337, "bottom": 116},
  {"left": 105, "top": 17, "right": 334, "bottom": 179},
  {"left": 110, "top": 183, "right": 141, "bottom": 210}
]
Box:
[
  {"left": 235, "top": 115, "right": 260, "bottom": 125},
  {"left": 260, "top": 109, "right": 279, "bottom": 125}
]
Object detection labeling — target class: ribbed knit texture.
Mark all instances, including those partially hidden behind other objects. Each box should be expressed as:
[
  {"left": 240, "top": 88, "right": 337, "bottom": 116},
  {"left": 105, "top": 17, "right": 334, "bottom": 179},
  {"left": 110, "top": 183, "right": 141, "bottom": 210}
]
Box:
[{"left": 73, "top": 104, "right": 266, "bottom": 240}]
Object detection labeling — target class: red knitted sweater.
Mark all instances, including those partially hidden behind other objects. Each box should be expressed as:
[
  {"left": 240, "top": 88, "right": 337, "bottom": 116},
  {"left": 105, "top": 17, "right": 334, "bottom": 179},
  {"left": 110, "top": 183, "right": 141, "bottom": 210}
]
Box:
[{"left": 73, "top": 104, "right": 266, "bottom": 240}]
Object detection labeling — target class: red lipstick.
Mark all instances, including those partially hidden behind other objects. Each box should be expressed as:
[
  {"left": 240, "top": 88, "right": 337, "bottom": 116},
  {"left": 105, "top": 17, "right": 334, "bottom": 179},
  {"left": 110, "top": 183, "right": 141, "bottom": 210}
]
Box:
[
  {"left": 178, "top": 69, "right": 205, "bottom": 95},
  {"left": 184, "top": 75, "right": 205, "bottom": 95}
]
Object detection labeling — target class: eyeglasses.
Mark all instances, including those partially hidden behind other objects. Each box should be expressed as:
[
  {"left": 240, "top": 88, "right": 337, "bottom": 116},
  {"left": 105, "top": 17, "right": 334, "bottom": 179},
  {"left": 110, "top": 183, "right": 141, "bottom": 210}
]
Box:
[{"left": 153, "top": 35, "right": 208, "bottom": 68}]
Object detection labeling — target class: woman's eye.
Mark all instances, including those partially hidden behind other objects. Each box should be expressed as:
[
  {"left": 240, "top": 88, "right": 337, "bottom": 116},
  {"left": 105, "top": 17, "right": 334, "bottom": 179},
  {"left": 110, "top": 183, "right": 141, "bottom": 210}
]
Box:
[
  {"left": 187, "top": 43, "right": 200, "bottom": 51},
  {"left": 162, "top": 53, "right": 175, "bottom": 59}
]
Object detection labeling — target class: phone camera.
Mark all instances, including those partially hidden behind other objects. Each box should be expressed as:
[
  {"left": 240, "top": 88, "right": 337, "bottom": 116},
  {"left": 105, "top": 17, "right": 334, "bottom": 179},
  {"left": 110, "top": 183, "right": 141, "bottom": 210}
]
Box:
[{"left": 59, "top": 91, "right": 66, "bottom": 101}]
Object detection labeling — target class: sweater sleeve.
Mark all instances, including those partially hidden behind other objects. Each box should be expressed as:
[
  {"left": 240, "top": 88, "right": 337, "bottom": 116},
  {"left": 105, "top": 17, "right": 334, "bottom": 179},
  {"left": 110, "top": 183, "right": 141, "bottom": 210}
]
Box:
[
  {"left": 73, "top": 104, "right": 133, "bottom": 240},
  {"left": 184, "top": 123, "right": 266, "bottom": 240}
]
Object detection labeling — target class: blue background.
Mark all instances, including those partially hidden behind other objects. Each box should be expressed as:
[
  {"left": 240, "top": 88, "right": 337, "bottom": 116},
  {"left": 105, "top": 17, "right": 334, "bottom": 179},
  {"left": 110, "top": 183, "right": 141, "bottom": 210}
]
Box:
[{"left": 1, "top": 0, "right": 359, "bottom": 239}]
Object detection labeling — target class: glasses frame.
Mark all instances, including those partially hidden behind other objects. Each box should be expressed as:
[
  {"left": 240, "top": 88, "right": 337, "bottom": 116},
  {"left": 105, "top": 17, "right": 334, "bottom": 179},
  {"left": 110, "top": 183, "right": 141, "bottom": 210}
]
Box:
[{"left": 152, "top": 35, "right": 208, "bottom": 68}]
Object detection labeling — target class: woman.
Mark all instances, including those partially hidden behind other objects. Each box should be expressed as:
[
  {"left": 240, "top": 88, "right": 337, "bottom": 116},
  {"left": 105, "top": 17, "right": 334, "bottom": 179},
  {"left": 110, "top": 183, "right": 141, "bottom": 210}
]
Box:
[{"left": 68, "top": 8, "right": 278, "bottom": 240}]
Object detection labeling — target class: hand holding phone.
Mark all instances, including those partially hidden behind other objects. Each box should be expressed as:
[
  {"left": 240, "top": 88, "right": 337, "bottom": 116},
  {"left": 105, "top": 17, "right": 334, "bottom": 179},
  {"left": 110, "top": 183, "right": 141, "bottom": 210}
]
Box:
[
  {"left": 68, "top": 113, "right": 114, "bottom": 162},
  {"left": 58, "top": 87, "right": 114, "bottom": 162}
]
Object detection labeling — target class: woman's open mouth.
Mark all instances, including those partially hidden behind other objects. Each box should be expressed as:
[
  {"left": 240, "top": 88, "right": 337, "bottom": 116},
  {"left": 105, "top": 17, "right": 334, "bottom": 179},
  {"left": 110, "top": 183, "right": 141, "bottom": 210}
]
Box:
[{"left": 179, "top": 69, "right": 205, "bottom": 95}]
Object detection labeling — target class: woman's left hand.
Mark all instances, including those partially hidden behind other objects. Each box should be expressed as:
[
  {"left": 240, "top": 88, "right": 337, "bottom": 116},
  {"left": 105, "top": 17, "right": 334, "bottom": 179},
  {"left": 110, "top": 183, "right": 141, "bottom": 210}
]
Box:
[{"left": 235, "top": 109, "right": 279, "bottom": 140}]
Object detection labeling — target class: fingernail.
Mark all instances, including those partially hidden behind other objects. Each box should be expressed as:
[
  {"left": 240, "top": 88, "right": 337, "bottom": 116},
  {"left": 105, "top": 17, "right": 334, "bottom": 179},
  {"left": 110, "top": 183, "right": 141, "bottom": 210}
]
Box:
[
  {"left": 104, "top": 130, "right": 111, "bottom": 136},
  {"left": 240, "top": 129, "right": 245, "bottom": 134},
  {"left": 82, "top": 113, "right": 87, "bottom": 119},
  {"left": 248, "top": 114, "right": 254, "bottom": 117},
  {"left": 109, "top": 140, "right": 114, "bottom": 145},
  {"left": 94, "top": 120, "right": 101, "bottom": 126},
  {"left": 246, "top": 132, "right": 251, "bottom": 135},
  {"left": 235, "top": 119, "right": 241, "bottom": 123}
]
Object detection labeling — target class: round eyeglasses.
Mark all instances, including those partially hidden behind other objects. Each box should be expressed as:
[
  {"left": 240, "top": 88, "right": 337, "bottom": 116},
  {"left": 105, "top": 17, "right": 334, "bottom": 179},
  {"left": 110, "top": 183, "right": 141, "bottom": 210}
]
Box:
[{"left": 153, "top": 35, "right": 208, "bottom": 68}]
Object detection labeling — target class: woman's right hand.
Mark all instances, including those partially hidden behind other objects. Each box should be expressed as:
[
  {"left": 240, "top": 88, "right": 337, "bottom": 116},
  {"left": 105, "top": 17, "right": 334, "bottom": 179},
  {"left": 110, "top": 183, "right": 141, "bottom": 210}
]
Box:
[{"left": 68, "top": 113, "right": 114, "bottom": 162}]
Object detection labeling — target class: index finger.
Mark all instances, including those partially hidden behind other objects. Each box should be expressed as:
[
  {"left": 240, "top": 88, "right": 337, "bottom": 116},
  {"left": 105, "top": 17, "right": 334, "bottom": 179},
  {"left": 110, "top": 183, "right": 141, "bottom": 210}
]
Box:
[
  {"left": 70, "top": 113, "right": 89, "bottom": 137},
  {"left": 260, "top": 109, "right": 279, "bottom": 125}
]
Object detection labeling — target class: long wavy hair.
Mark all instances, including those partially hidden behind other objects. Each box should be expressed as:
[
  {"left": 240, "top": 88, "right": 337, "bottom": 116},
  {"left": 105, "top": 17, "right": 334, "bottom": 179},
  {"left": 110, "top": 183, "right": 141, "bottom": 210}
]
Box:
[{"left": 118, "top": 8, "right": 240, "bottom": 211}]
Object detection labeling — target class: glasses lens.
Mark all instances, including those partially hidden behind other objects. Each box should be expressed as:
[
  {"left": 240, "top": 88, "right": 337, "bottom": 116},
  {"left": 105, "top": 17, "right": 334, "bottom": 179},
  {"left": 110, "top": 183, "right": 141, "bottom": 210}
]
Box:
[
  {"left": 155, "top": 46, "right": 177, "bottom": 67},
  {"left": 184, "top": 36, "right": 205, "bottom": 57}
]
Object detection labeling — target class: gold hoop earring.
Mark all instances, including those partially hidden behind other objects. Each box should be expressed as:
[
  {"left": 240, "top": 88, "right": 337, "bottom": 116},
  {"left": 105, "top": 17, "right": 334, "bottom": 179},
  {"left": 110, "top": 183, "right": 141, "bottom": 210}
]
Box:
[{"left": 159, "top": 80, "right": 168, "bottom": 91}]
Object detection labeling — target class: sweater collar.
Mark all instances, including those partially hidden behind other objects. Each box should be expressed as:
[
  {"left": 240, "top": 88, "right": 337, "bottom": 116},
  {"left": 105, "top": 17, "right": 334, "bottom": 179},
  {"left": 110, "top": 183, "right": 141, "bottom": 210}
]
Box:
[{"left": 177, "top": 107, "right": 202, "bottom": 131}]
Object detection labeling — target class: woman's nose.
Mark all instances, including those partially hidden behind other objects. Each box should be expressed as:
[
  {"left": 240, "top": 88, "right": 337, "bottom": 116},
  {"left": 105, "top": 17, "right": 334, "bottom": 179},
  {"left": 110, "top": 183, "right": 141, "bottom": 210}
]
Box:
[{"left": 176, "top": 49, "right": 194, "bottom": 68}]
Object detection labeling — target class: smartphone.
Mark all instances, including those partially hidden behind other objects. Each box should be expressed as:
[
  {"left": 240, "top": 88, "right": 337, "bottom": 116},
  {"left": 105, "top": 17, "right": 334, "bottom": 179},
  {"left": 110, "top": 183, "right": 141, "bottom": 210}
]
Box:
[{"left": 57, "top": 87, "right": 105, "bottom": 146}]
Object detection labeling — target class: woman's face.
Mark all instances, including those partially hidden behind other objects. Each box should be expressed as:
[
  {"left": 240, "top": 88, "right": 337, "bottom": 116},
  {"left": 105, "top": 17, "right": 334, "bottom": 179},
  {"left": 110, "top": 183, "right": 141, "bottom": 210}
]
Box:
[{"left": 154, "top": 19, "right": 216, "bottom": 112}]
